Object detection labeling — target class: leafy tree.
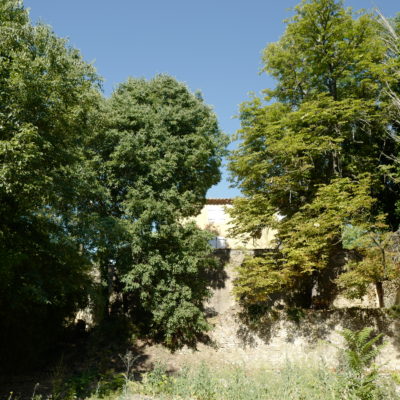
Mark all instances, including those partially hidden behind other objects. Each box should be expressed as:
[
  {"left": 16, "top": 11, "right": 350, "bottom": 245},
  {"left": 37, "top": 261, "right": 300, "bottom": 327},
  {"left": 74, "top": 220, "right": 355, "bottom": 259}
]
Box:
[
  {"left": 91, "top": 76, "right": 227, "bottom": 348},
  {"left": 335, "top": 13, "right": 400, "bottom": 308},
  {"left": 0, "top": 0, "right": 100, "bottom": 368},
  {"left": 337, "top": 221, "right": 400, "bottom": 307},
  {"left": 229, "top": 0, "right": 400, "bottom": 307},
  {"left": 234, "top": 175, "right": 379, "bottom": 306}
]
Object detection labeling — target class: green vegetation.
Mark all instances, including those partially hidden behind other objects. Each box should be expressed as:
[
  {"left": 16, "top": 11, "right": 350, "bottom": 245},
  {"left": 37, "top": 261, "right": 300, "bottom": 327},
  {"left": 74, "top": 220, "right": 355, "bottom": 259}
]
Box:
[
  {"left": 89, "top": 76, "right": 227, "bottom": 349},
  {"left": 0, "top": 0, "right": 100, "bottom": 368},
  {"left": 3, "top": 0, "right": 400, "bottom": 395},
  {"left": 229, "top": 0, "right": 400, "bottom": 308},
  {"left": 75, "top": 329, "right": 397, "bottom": 400},
  {"left": 339, "top": 327, "right": 386, "bottom": 399},
  {"left": 337, "top": 226, "right": 400, "bottom": 307},
  {"left": 0, "top": 0, "right": 227, "bottom": 371},
  {"left": 3, "top": 327, "right": 394, "bottom": 400},
  {"left": 128, "top": 364, "right": 397, "bottom": 400}
]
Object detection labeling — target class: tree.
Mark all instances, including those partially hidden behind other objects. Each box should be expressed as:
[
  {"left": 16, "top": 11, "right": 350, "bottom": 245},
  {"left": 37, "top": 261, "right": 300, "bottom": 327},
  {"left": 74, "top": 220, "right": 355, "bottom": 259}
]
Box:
[
  {"left": 334, "top": 12, "right": 400, "bottom": 308},
  {"left": 91, "top": 76, "right": 227, "bottom": 348},
  {"left": 337, "top": 222, "right": 400, "bottom": 308},
  {"left": 229, "top": 0, "right": 400, "bottom": 307},
  {"left": 0, "top": 0, "right": 101, "bottom": 368}
]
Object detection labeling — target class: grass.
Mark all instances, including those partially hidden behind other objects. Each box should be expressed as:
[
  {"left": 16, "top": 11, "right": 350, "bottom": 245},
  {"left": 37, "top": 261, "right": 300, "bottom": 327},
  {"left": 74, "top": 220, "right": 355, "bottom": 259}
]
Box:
[
  {"left": 6, "top": 328, "right": 400, "bottom": 400},
  {"left": 86, "top": 360, "right": 399, "bottom": 400},
  {"left": 88, "top": 327, "right": 399, "bottom": 400}
]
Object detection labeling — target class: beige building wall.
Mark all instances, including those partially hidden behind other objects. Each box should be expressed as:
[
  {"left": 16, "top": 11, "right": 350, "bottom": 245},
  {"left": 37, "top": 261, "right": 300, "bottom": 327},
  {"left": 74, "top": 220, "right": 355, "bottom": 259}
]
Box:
[{"left": 192, "top": 199, "right": 275, "bottom": 250}]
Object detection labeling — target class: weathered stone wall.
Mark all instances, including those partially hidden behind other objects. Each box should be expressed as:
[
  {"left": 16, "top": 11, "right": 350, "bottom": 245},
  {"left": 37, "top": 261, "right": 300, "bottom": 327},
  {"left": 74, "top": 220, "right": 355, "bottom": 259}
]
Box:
[{"left": 145, "top": 249, "right": 400, "bottom": 371}]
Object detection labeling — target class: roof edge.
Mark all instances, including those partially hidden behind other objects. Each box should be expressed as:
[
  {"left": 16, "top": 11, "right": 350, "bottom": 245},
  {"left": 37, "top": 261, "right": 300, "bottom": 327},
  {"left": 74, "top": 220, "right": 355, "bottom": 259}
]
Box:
[{"left": 206, "top": 198, "right": 233, "bottom": 205}]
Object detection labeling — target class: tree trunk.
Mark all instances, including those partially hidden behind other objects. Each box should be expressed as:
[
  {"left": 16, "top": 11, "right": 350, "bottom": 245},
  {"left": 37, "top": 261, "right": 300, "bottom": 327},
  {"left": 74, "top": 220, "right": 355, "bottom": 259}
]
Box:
[
  {"left": 376, "top": 281, "right": 385, "bottom": 308},
  {"left": 107, "top": 264, "right": 114, "bottom": 315},
  {"left": 99, "top": 262, "right": 111, "bottom": 318}
]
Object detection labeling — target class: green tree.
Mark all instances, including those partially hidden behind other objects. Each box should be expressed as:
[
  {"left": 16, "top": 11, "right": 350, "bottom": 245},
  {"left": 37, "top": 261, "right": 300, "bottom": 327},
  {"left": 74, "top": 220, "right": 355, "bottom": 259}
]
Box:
[
  {"left": 0, "top": 0, "right": 101, "bottom": 368},
  {"left": 337, "top": 220, "right": 400, "bottom": 308},
  {"left": 229, "top": 0, "right": 400, "bottom": 307},
  {"left": 337, "top": 13, "right": 400, "bottom": 308},
  {"left": 91, "top": 76, "right": 227, "bottom": 349}
]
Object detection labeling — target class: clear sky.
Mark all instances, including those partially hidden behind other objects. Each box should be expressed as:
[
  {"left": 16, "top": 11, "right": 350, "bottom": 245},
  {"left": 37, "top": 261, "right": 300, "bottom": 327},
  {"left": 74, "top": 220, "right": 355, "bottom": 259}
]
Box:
[{"left": 23, "top": 0, "right": 400, "bottom": 198}]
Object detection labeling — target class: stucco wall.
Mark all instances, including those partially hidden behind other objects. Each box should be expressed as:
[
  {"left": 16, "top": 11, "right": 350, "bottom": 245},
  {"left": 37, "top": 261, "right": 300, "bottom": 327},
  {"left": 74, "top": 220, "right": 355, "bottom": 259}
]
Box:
[{"left": 193, "top": 203, "right": 276, "bottom": 250}]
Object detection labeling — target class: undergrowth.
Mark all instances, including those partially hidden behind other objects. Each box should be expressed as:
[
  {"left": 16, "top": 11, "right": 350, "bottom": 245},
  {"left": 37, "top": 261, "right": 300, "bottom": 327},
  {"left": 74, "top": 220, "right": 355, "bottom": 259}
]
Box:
[
  {"left": 6, "top": 328, "right": 400, "bottom": 400},
  {"left": 118, "top": 359, "right": 398, "bottom": 400},
  {"left": 90, "top": 327, "right": 399, "bottom": 400}
]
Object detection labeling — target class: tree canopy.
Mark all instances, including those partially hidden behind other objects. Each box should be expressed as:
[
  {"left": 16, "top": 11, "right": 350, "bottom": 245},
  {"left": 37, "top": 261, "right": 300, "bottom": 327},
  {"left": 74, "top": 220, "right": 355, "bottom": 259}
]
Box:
[
  {"left": 0, "top": 0, "right": 101, "bottom": 367},
  {"left": 90, "top": 76, "right": 227, "bottom": 349},
  {"left": 229, "top": 0, "right": 400, "bottom": 307},
  {"left": 0, "top": 1, "right": 227, "bottom": 369}
]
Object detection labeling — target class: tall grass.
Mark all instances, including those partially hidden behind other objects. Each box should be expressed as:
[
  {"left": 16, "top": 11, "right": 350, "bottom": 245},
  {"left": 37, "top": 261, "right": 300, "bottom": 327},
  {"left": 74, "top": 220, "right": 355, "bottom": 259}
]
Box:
[
  {"left": 85, "top": 327, "right": 400, "bottom": 400},
  {"left": 16, "top": 328, "right": 400, "bottom": 400},
  {"left": 118, "top": 360, "right": 397, "bottom": 400}
]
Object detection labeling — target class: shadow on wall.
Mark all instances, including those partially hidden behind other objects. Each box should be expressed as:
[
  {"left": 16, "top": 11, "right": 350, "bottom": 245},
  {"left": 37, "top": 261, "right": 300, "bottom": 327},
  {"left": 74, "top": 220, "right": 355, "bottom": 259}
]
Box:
[
  {"left": 235, "top": 306, "right": 400, "bottom": 356},
  {"left": 202, "top": 249, "right": 230, "bottom": 291}
]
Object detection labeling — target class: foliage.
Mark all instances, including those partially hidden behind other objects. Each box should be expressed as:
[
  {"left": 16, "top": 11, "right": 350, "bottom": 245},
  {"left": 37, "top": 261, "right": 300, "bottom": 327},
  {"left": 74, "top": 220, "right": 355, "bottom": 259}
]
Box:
[
  {"left": 229, "top": 0, "right": 400, "bottom": 307},
  {"left": 234, "top": 175, "right": 379, "bottom": 305},
  {"left": 0, "top": 0, "right": 227, "bottom": 372},
  {"left": 340, "top": 327, "right": 383, "bottom": 375},
  {"left": 0, "top": 0, "right": 227, "bottom": 364},
  {"left": 234, "top": 252, "right": 287, "bottom": 304},
  {"left": 141, "top": 362, "right": 175, "bottom": 397},
  {"left": 339, "top": 327, "right": 387, "bottom": 399},
  {"left": 337, "top": 225, "right": 400, "bottom": 307},
  {"left": 0, "top": 0, "right": 100, "bottom": 369},
  {"left": 91, "top": 75, "right": 228, "bottom": 349},
  {"left": 48, "top": 368, "right": 126, "bottom": 400},
  {"left": 94, "top": 336, "right": 399, "bottom": 400}
]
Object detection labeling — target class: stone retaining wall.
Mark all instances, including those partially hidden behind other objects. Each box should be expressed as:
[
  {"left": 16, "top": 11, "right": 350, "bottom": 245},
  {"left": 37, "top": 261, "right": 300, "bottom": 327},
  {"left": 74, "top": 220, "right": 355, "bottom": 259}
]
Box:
[{"left": 145, "top": 249, "right": 400, "bottom": 371}]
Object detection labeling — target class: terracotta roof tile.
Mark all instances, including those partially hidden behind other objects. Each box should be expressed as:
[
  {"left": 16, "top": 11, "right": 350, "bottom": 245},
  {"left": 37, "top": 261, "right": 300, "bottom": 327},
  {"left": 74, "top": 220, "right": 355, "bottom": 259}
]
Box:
[{"left": 206, "top": 198, "right": 233, "bottom": 205}]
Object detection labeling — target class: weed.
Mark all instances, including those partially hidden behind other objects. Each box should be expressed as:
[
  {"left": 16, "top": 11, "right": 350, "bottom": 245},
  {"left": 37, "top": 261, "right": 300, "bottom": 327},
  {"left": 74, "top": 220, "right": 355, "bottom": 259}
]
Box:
[
  {"left": 9, "top": 328, "right": 399, "bottom": 400},
  {"left": 338, "top": 327, "right": 390, "bottom": 400},
  {"left": 141, "top": 362, "right": 172, "bottom": 396},
  {"left": 286, "top": 307, "right": 306, "bottom": 323},
  {"left": 105, "top": 328, "right": 400, "bottom": 400},
  {"left": 386, "top": 305, "right": 400, "bottom": 319}
]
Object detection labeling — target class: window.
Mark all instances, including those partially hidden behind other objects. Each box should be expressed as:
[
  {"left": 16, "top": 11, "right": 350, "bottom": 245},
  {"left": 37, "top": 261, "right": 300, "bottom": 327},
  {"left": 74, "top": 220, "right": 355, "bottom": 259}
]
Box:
[
  {"left": 209, "top": 236, "right": 227, "bottom": 249},
  {"left": 207, "top": 206, "right": 225, "bottom": 223}
]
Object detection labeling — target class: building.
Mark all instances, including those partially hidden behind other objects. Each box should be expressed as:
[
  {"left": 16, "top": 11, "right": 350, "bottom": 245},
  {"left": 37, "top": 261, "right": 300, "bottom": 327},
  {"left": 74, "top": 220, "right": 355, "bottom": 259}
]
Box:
[{"left": 193, "top": 198, "right": 275, "bottom": 250}]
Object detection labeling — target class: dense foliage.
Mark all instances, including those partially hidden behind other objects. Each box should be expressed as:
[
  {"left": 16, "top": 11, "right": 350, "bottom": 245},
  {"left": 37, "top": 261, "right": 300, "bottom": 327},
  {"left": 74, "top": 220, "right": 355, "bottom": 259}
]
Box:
[
  {"left": 0, "top": 0, "right": 100, "bottom": 367},
  {"left": 90, "top": 76, "right": 227, "bottom": 349},
  {"left": 229, "top": 0, "right": 400, "bottom": 307},
  {"left": 0, "top": 1, "right": 227, "bottom": 370}
]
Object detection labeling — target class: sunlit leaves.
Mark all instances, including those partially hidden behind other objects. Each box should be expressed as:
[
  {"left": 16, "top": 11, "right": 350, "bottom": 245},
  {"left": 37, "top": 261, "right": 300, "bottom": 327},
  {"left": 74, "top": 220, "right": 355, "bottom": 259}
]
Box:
[{"left": 229, "top": 0, "right": 400, "bottom": 306}]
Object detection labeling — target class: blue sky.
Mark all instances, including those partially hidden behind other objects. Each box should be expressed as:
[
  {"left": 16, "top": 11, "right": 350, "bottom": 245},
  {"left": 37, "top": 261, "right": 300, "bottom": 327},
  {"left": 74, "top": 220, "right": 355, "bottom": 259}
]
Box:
[{"left": 24, "top": 0, "right": 400, "bottom": 198}]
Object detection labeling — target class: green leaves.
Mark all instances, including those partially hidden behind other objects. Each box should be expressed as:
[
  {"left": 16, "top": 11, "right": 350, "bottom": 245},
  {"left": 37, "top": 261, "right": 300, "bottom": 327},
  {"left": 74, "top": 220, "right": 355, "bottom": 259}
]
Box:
[
  {"left": 0, "top": 1, "right": 100, "bottom": 369},
  {"left": 229, "top": 0, "right": 400, "bottom": 307},
  {"left": 337, "top": 226, "right": 400, "bottom": 306},
  {"left": 263, "top": 0, "right": 387, "bottom": 103},
  {"left": 92, "top": 75, "right": 227, "bottom": 348},
  {"left": 104, "top": 76, "right": 226, "bottom": 218},
  {"left": 339, "top": 327, "right": 388, "bottom": 399},
  {"left": 0, "top": 0, "right": 225, "bottom": 364}
]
